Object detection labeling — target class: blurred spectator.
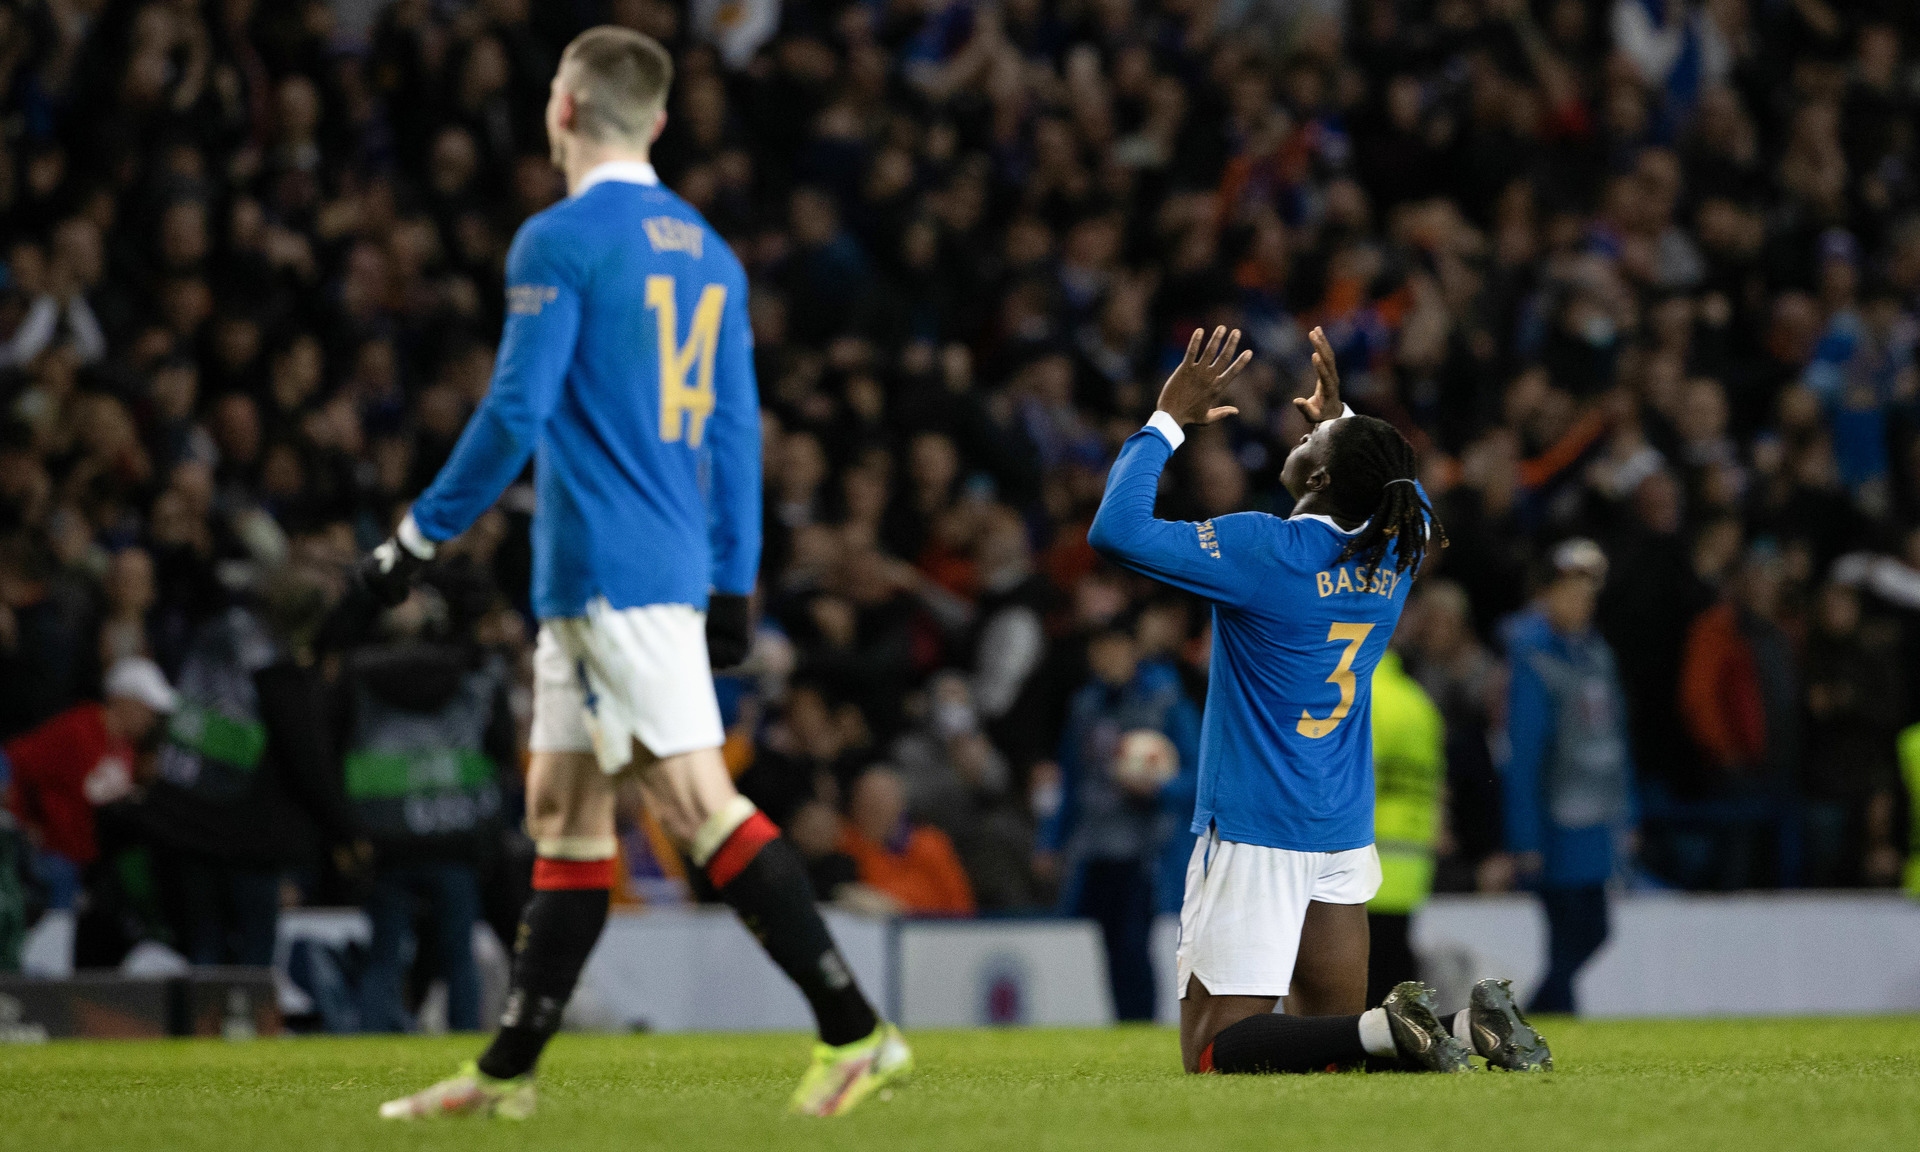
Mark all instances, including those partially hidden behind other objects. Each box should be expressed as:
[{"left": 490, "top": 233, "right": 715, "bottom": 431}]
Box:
[
  {"left": 1901, "top": 727, "right": 1920, "bottom": 898},
  {"left": 889, "top": 672, "right": 1036, "bottom": 910},
  {"left": 2, "top": 657, "right": 175, "bottom": 911},
  {"left": 1365, "top": 640, "right": 1446, "bottom": 1008},
  {"left": 137, "top": 577, "right": 354, "bottom": 967},
  {"left": 1039, "top": 625, "right": 1198, "bottom": 1021},
  {"left": 0, "top": 806, "right": 25, "bottom": 972},
  {"left": 787, "top": 799, "right": 861, "bottom": 906},
  {"left": 838, "top": 768, "right": 974, "bottom": 916},
  {"left": 1798, "top": 582, "right": 1903, "bottom": 888},
  {"left": 1673, "top": 547, "right": 1799, "bottom": 888},
  {"left": 98, "top": 547, "right": 158, "bottom": 666},
  {"left": 1599, "top": 469, "right": 1714, "bottom": 799},
  {"left": 1498, "top": 540, "right": 1636, "bottom": 1015},
  {"left": 1401, "top": 580, "right": 1505, "bottom": 891},
  {"left": 0, "top": 535, "right": 99, "bottom": 741},
  {"left": 336, "top": 585, "right": 513, "bottom": 1033}
]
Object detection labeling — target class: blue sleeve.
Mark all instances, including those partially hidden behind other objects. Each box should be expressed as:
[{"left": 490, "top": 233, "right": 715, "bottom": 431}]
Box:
[
  {"left": 410, "top": 218, "right": 581, "bottom": 543},
  {"left": 1087, "top": 429, "right": 1259, "bottom": 606},
  {"left": 1501, "top": 648, "right": 1550, "bottom": 856},
  {"left": 705, "top": 266, "right": 762, "bottom": 596}
]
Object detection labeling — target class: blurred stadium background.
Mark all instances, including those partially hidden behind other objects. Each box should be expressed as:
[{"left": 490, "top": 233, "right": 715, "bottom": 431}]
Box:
[{"left": 2, "top": 0, "right": 1920, "bottom": 1045}]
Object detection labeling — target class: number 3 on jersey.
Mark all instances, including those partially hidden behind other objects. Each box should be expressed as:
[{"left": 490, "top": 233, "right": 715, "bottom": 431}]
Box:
[
  {"left": 1296, "top": 622, "right": 1375, "bottom": 738},
  {"left": 645, "top": 274, "right": 726, "bottom": 448}
]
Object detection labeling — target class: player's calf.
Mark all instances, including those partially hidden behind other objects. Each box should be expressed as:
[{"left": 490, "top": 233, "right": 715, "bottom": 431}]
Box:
[
  {"left": 691, "top": 794, "right": 880, "bottom": 1048},
  {"left": 379, "top": 848, "right": 613, "bottom": 1120},
  {"left": 475, "top": 851, "right": 613, "bottom": 1081},
  {"left": 1196, "top": 981, "right": 1476, "bottom": 1075}
]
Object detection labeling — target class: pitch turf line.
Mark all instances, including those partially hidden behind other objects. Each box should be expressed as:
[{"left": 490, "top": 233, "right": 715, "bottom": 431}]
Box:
[{"left": 0, "top": 1018, "right": 1915, "bottom": 1152}]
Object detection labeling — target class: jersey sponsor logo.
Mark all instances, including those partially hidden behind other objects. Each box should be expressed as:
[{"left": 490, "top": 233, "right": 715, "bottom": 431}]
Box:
[
  {"left": 1195, "top": 519, "right": 1221, "bottom": 558},
  {"left": 1314, "top": 564, "right": 1401, "bottom": 599},
  {"left": 642, "top": 216, "right": 705, "bottom": 259},
  {"left": 507, "top": 284, "right": 560, "bottom": 315}
]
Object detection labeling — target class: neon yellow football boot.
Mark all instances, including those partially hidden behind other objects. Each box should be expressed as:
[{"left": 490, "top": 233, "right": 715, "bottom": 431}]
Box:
[
  {"left": 377, "top": 1060, "right": 536, "bottom": 1120},
  {"left": 788, "top": 1021, "right": 914, "bottom": 1117}
]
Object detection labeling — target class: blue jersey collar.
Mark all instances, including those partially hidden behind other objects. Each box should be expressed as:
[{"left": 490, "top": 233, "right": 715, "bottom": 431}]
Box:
[{"left": 574, "top": 160, "right": 660, "bottom": 195}]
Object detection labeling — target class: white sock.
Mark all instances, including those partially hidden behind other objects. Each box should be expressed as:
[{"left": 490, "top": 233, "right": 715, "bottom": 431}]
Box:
[
  {"left": 1452, "top": 1009, "right": 1473, "bottom": 1046},
  {"left": 1357, "top": 1007, "right": 1396, "bottom": 1058}
]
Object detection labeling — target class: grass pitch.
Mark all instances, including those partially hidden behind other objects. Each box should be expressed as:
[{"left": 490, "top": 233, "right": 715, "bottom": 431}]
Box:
[{"left": 1, "top": 1019, "right": 1915, "bottom": 1152}]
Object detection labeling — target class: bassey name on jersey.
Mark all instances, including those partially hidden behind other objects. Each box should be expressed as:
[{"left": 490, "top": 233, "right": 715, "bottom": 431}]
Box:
[{"left": 1314, "top": 563, "right": 1403, "bottom": 599}]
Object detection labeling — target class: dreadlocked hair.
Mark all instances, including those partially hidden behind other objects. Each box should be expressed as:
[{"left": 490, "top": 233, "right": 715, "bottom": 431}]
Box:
[{"left": 1325, "top": 415, "right": 1447, "bottom": 579}]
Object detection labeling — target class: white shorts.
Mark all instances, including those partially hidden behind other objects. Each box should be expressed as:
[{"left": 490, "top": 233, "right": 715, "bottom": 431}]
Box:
[
  {"left": 528, "top": 598, "right": 725, "bottom": 773},
  {"left": 1175, "top": 826, "right": 1382, "bottom": 999}
]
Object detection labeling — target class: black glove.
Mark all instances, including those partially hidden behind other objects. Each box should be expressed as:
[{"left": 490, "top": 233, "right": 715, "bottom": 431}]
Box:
[
  {"left": 358, "top": 518, "right": 434, "bottom": 607},
  {"left": 705, "top": 592, "right": 752, "bottom": 669}
]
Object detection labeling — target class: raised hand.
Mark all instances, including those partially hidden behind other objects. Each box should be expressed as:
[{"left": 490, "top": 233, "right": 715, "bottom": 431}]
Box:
[
  {"left": 1293, "top": 325, "right": 1344, "bottom": 423},
  {"left": 1156, "top": 325, "right": 1253, "bottom": 426}
]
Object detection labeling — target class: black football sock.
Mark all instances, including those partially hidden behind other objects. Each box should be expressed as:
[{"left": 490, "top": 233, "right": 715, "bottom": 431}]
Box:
[
  {"left": 476, "top": 874, "right": 610, "bottom": 1080},
  {"left": 1204, "top": 1013, "right": 1369, "bottom": 1074},
  {"left": 703, "top": 807, "right": 878, "bottom": 1046}
]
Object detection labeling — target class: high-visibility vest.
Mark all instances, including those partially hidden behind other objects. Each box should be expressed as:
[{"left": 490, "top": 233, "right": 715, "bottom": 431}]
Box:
[
  {"left": 1899, "top": 724, "right": 1920, "bottom": 898},
  {"left": 1369, "top": 650, "right": 1445, "bottom": 915},
  {"left": 156, "top": 609, "right": 273, "bottom": 803},
  {"left": 344, "top": 649, "right": 504, "bottom": 841}
]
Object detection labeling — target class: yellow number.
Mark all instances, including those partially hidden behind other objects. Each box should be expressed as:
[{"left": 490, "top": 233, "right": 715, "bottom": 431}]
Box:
[
  {"left": 1296, "top": 622, "right": 1375, "bottom": 739},
  {"left": 645, "top": 274, "right": 726, "bottom": 448}
]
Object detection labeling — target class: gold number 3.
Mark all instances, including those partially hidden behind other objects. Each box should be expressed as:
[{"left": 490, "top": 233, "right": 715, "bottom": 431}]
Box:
[
  {"left": 1296, "top": 622, "right": 1375, "bottom": 739},
  {"left": 646, "top": 274, "right": 726, "bottom": 448}
]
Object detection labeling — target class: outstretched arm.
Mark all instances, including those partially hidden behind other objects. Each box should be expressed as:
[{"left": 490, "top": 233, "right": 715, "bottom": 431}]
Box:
[
  {"left": 1088, "top": 327, "right": 1256, "bottom": 604},
  {"left": 361, "top": 220, "right": 580, "bottom": 604}
]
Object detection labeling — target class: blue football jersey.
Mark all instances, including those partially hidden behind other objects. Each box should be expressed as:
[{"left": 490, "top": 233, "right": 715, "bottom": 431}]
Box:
[
  {"left": 1088, "top": 420, "right": 1415, "bottom": 852},
  {"left": 409, "top": 162, "right": 760, "bottom": 620}
]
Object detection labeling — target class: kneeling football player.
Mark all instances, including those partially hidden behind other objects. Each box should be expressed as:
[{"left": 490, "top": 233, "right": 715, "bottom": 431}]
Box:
[{"left": 1090, "top": 324, "right": 1551, "bottom": 1074}]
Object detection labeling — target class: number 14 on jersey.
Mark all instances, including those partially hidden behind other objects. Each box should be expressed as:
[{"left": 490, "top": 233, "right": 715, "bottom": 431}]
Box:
[{"left": 645, "top": 274, "right": 725, "bottom": 448}]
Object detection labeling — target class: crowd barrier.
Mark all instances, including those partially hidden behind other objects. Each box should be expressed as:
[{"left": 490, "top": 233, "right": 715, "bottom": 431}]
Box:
[
  {"left": 0, "top": 969, "right": 280, "bottom": 1040},
  {"left": 16, "top": 892, "right": 1920, "bottom": 1034},
  {"left": 1411, "top": 891, "right": 1920, "bottom": 1018}
]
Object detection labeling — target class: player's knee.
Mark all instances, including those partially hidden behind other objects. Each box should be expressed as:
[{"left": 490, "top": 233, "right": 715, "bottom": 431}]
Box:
[
  {"left": 523, "top": 781, "right": 572, "bottom": 839},
  {"left": 638, "top": 779, "right": 700, "bottom": 848},
  {"left": 523, "top": 757, "right": 613, "bottom": 845},
  {"left": 638, "top": 748, "right": 739, "bottom": 849}
]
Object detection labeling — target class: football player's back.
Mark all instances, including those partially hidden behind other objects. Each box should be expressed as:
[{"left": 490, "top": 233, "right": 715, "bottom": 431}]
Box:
[
  {"left": 1192, "top": 507, "right": 1415, "bottom": 851},
  {"left": 499, "top": 176, "right": 758, "bottom": 620}
]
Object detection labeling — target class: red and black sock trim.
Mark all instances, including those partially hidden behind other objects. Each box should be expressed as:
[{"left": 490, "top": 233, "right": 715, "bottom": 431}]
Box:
[
  {"left": 532, "top": 856, "right": 616, "bottom": 891},
  {"left": 704, "top": 811, "right": 780, "bottom": 888}
]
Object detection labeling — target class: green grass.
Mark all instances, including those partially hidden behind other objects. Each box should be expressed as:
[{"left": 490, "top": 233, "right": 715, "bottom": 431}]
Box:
[{"left": 1, "top": 1019, "right": 1916, "bottom": 1151}]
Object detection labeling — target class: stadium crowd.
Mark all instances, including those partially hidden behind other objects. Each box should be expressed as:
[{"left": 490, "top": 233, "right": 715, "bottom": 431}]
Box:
[{"left": 4, "top": 0, "right": 1920, "bottom": 1010}]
